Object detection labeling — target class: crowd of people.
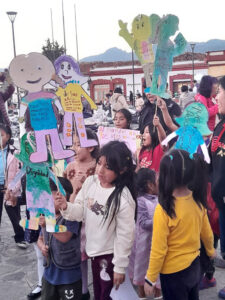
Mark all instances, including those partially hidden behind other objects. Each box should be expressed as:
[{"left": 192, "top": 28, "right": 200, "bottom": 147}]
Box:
[{"left": 1, "top": 74, "right": 225, "bottom": 300}]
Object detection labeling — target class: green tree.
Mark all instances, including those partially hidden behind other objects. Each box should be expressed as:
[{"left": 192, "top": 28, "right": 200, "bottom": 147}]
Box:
[{"left": 42, "top": 39, "right": 65, "bottom": 63}]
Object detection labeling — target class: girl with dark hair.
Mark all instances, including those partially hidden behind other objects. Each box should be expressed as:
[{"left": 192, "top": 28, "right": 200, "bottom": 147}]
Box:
[
  {"left": 0, "top": 124, "right": 26, "bottom": 248},
  {"left": 195, "top": 75, "right": 218, "bottom": 131},
  {"left": 138, "top": 115, "right": 166, "bottom": 172},
  {"left": 128, "top": 168, "right": 162, "bottom": 299},
  {"left": 114, "top": 108, "right": 132, "bottom": 129},
  {"left": 210, "top": 76, "right": 225, "bottom": 299},
  {"left": 58, "top": 141, "right": 136, "bottom": 300},
  {"left": 144, "top": 149, "right": 215, "bottom": 300},
  {"left": 63, "top": 128, "right": 99, "bottom": 300}
]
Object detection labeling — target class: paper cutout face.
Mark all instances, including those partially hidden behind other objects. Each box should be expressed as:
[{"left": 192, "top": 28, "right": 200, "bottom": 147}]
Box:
[
  {"left": 54, "top": 55, "right": 86, "bottom": 85},
  {"left": 150, "top": 14, "right": 187, "bottom": 97},
  {"left": 132, "top": 15, "right": 152, "bottom": 40},
  {"left": 9, "top": 52, "right": 55, "bottom": 93},
  {"left": 175, "top": 102, "right": 212, "bottom": 136}
]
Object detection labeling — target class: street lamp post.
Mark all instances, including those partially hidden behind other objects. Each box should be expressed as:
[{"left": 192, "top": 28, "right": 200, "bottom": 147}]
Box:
[
  {"left": 190, "top": 43, "right": 196, "bottom": 86},
  {"left": 62, "top": 0, "right": 67, "bottom": 53},
  {"left": 131, "top": 49, "right": 135, "bottom": 106},
  {"left": 6, "top": 11, "right": 20, "bottom": 107},
  {"left": 7, "top": 11, "right": 17, "bottom": 57}
]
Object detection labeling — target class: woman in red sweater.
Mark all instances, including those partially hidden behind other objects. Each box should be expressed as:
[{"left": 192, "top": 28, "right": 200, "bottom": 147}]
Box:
[{"left": 195, "top": 75, "right": 218, "bottom": 132}]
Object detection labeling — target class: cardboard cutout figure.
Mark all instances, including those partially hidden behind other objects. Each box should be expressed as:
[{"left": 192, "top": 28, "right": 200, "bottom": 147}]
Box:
[
  {"left": 54, "top": 55, "right": 98, "bottom": 147},
  {"left": 150, "top": 14, "right": 187, "bottom": 98},
  {"left": 9, "top": 52, "right": 74, "bottom": 163},
  {"left": 119, "top": 14, "right": 160, "bottom": 88},
  {"left": 54, "top": 55, "right": 87, "bottom": 86},
  {"left": 9, "top": 133, "right": 67, "bottom": 232},
  {"left": 162, "top": 102, "right": 211, "bottom": 163}
]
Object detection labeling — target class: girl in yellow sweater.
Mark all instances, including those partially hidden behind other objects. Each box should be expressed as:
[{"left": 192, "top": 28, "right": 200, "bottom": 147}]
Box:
[{"left": 144, "top": 149, "right": 215, "bottom": 300}]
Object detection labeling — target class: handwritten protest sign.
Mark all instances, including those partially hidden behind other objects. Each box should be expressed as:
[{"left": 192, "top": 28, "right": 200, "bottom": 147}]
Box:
[{"left": 97, "top": 126, "right": 141, "bottom": 154}]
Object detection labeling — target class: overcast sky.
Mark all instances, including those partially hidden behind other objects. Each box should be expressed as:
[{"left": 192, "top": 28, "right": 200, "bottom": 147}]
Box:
[{"left": 1, "top": 0, "right": 225, "bottom": 68}]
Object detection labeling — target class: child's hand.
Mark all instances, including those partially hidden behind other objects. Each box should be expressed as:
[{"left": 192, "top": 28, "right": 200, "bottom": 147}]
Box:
[
  {"left": 39, "top": 215, "right": 46, "bottom": 227},
  {"left": 55, "top": 192, "right": 68, "bottom": 211},
  {"left": 5, "top": 189, "right": 17, "bottom": 206},
  {"left": 41, "top": 245, "right": 49, "bottom": 257},
  {"left": 144, "top": 282, "right": 155, "bottom": 296},
  {"left": 153, "top": 115, "right": 160, "bottom": 127},
  {"left": 210, "top": 249, "right": 217, "bottom": 259},
  {"left": 154, "top": 287, "right": 162, "bottom": 298},
  {"left": 113, "top": 272, "right": 125, "bottom": 290},
  {"left": 157, "top": 97, "right": 166, "bottom": 110}
]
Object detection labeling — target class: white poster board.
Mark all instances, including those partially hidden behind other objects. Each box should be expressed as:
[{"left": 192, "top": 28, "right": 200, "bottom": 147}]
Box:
[{"left": 97, "top": 126, "right": 141, "bottom": 154}]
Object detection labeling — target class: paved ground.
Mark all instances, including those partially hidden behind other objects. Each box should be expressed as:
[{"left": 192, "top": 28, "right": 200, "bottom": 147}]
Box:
[{"left": 0, "top": 206, "right": 224, "bottom": 300}]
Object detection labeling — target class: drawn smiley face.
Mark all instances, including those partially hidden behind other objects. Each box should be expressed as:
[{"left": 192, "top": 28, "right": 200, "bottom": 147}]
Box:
[
  {"left": 132, "top": 14, "right": 151, "bottom": 40},
  {"left": 9, "top": 52, "right": 55, "bottom": 93},
  {"left": 57, "top": 60, "right": 86, "bottom": 85}
]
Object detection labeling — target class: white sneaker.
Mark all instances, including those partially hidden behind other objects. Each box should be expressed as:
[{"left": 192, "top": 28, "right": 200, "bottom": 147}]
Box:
[{"left": 16, "top": 241, "right": 28, "bottom": 249}]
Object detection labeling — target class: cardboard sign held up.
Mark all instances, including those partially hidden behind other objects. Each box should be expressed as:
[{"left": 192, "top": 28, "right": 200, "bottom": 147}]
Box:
[{"left": 97, "top": 126, "right": 141, "bottom": 154}]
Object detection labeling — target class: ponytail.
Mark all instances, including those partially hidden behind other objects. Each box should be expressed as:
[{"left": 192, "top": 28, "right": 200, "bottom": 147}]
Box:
[
  {"left": 158, "top": 155, "right": 176, "bottom": 218},
  {"left": 159, "top": 149, "right": 208, "bottom": 218},
  {"left": 189, "top": 153, "right": 207, "bottom": 209}
]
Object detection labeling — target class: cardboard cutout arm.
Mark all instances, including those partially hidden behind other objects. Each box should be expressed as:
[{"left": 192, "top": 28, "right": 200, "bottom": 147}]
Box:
[
  {"left": 53, "top": 97, "right": 64, "bottom": 114},
  {"left": 118, "top": 20, "right": 134, "bottom": 49},
  {"left": 8, "top": 167, "right": 26, "bottom": 191},
  {"left": 161, "top": 131, "right": 177, "bottom": 147},
  {"left": 173, "top": 33, "right": 187, "bottom": 56},
  {"left": 80, "top": 86, "right": 97, "bottom": 110},
  {"left": 19, "top": 102, "right": 28, "bottom": 122},
  {"left": 200, "top": 143, "right": 211, "bottom": 164}
]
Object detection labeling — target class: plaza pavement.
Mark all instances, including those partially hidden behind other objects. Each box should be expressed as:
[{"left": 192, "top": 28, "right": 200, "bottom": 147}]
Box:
[{"left": 0, "top": 207, "right": 224, "bottom": 300}]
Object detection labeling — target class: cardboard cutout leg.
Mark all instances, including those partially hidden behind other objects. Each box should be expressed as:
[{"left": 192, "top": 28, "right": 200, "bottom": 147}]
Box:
[
  {"left": 45, "top": 216, "right": 67, "bottom": 233},
  {"left": 74, "top": 112, "right": 98, "bottom": 147},
  {"left": 20, "top": 210, "right": 39, "bottom": 230},
  {"left": 63, "top": 112, "right": 73, "bottom": 146},
  {"left": 49, "top": 128, "right": 74, "bottom": 160},
  {"left": 30, "top": 130, "right": 48, "bottom": 163},
  {"left": 142, "top": 63, "right": 153, "bottom": 88}
]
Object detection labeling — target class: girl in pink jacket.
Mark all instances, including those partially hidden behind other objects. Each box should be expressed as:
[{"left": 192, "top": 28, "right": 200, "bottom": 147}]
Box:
[
  {"left": 0, "top": 124, "right": 26, "bottom": 248},
  {"left": 195, "top": 75, "right": 218, "bottom": 132}
]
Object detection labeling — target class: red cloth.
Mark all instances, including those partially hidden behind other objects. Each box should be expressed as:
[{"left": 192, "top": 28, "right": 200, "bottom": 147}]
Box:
[
  {"left": 207, "top": 183, "right": 220, "bottom": 237},
  {"left": 139, "top": 144, "right": 164, "bottom": 172},
  {"left": 195, "top": 93, "right": 218, "bottom": 132}
]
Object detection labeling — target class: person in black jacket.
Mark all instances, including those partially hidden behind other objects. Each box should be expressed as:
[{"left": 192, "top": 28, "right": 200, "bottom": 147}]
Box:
[
  {"left": 139, "top": 91, "right": 181, "bottom": 134},
  {"left": 210, "top": 76, "right": 225, "bottom": 299}
]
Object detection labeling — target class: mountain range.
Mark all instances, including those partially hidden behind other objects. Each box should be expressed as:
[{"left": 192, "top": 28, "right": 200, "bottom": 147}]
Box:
[{"left": 81, "top": 39, "right": 225, "bottom": 62}]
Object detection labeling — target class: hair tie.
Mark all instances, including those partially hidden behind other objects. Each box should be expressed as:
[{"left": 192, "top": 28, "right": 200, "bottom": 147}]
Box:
[{"left": 169, "top": 155, "right": 173, "bottom": 160}]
